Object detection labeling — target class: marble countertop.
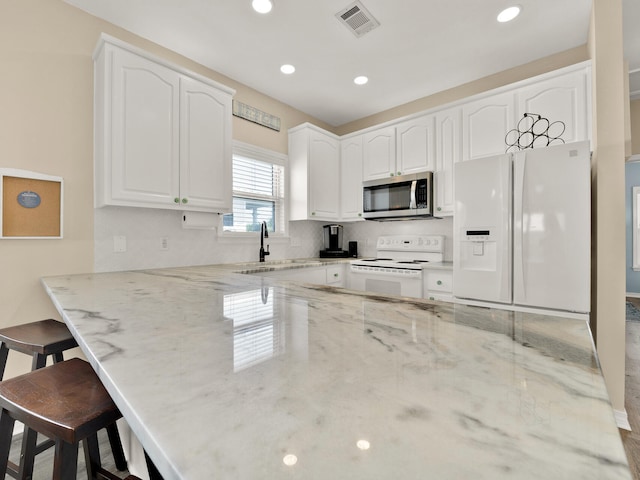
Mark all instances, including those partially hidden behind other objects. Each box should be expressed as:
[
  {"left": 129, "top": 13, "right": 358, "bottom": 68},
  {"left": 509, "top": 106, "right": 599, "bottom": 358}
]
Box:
[{"left": 41, "top": 264, "right": 630, "bottom": 480}]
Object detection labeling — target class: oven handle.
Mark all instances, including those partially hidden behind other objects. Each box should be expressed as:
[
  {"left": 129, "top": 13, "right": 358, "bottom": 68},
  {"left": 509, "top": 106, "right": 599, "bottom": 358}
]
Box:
[{"left": 410, "top": 180, "right": 417, "bottom": 209}]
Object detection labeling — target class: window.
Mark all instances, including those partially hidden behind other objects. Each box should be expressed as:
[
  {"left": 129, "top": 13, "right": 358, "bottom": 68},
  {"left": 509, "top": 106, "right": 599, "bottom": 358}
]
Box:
[{"left": 222, "top": 142, "right": 286, "bottom": 235}]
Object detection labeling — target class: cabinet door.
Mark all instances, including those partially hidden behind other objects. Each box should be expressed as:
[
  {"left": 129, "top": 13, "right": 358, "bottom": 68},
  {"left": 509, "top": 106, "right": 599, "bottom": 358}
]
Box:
[
  {"left": 340, "top": 136, "right": 364, "bottom": 221},
  {"left": 462, "top": 91, "right": 515, "bottom": 161},
  {"left": 363, "top": 127, "right": 396, "bottom": 180},
  {"left": 309, "top": 131, "right": 340, "bottom": 219},
  {"left": 434, "top": 108, "right": 461, "bottom": 216},
  {"left": 110, "top": 48, "right": 180, "bottom": 206},
  {"left": 396, "top": 115, "right": 435, "bottom": 174},
  {"left": 179, "top": 76, "right": 232, "bottom": 212},
  {"left": 516, "top": 69, "right": 589, "bottom": 147}
]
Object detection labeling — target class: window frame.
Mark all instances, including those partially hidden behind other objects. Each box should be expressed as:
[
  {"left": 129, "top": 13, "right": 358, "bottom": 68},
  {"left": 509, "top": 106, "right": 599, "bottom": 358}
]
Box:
[{"left": 218, "top": 141, "right": 289, "bottom": 241}]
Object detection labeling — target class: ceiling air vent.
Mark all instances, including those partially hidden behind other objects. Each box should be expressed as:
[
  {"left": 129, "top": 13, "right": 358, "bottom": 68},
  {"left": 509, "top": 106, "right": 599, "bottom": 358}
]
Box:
[{"left": 335, "top": 1, "right": 380, "bottom": 38}]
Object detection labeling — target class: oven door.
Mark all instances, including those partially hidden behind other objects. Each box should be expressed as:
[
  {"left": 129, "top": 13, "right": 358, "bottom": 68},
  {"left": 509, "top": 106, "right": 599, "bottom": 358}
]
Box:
[{"left": 349, "top": 265, "right": 423, "bottom": 299}]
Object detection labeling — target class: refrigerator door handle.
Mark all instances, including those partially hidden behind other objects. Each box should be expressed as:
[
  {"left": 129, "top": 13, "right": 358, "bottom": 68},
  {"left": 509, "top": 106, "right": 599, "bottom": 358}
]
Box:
[{"left": 513, "top": 154, "right": 526, "bottom": 302}]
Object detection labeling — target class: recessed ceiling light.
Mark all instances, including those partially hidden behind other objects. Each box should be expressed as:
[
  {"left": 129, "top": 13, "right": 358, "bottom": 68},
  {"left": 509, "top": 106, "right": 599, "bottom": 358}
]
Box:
[
  {"left": 252, "top": 0, "right": 273, "bottom": 14},
  {"left": 497, "top": 5, "right": 521, "bottom": 23},
  {"left": 280, "top": 64, "right": 295, "bottom": 75},
  {"left": 354, "top": 76, "right": 368, "bottom": 85}
]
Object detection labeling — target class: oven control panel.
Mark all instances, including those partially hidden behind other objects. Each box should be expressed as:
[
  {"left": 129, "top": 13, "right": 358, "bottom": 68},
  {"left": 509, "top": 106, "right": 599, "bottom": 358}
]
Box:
[{"left": 376, "top": 235, "right": 444, "bottom": 253}]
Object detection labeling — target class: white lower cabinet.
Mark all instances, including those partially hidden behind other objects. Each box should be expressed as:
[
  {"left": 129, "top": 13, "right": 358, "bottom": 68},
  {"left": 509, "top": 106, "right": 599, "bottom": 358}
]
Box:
[
  {"left": 326, "top": 265, "right": 345, "bottom": 287},
  {"left": 423, "top": 269, "right": 453, "bottom": 302},
  {"left": 94, "top": 34, "right": 234, "bottom": 212}
]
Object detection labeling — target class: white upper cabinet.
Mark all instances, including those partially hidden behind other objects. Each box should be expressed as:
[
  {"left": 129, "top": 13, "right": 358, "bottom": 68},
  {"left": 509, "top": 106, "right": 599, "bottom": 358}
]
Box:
[
  {"left": 105, "top": 47, "right": 180, "bottom": 207},
  {"left": 362, "top": 117, "right": 435, "bottom": 181},
  {"left": 515, "top": 68, "right": 590, "bottom": 147},
  {"left": 289, "top": 124, "right": 340, "bottom": 221},
  {"left": 396, "top": 114, "right": 436, "bottom": 175},
  {"left": 434, "top": 107, "right": 461, "bottom": 216},
  {"left": 94, "top": 35, "right": 234, "bottom": 212},
  {"left": 340, "top": 135, "right": 364, "bottom": 221},
  {"left": 362, "top": 126, "right": 396, "bottom": 180},
  {"left": 179, "top": 76, "right": 232, "bottom": 211},
  {"left": 462, "top": 91, "right": 516, "bottom": 161}
]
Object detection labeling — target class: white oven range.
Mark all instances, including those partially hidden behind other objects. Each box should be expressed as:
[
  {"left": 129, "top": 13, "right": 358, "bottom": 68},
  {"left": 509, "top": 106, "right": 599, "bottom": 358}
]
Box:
[{"left": 350, "top": 235, "right": 444, "bottom": 299}]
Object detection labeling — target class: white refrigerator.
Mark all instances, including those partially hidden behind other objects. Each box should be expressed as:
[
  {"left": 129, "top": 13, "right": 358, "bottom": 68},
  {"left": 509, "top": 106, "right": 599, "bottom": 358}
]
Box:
[{"left": 453, "top": 141, "right": 591, "bottom": 314}]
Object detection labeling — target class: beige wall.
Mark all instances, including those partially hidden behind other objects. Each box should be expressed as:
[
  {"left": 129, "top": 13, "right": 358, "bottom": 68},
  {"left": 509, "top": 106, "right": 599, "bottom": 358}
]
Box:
[
  {"left": 589, "top": 0, "right": 627, "bottom": 413},
  {"left": 0, "top": 0, "right": 329, "bottom": 379}
]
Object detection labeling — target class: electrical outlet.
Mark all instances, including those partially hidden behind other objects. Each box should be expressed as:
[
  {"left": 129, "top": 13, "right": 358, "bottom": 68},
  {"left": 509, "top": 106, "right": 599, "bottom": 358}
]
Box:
[
  {"left": 160, "top": 236, "right": 169, "bottom": 250},
  {"left": 113, "top": 236, "right": 126, "bottom": 253}
]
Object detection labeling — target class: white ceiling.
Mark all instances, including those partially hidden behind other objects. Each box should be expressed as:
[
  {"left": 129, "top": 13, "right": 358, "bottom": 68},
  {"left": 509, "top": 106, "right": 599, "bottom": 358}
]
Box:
[{"left": 64, "top": 0, "right": 637, "bottom": 127}]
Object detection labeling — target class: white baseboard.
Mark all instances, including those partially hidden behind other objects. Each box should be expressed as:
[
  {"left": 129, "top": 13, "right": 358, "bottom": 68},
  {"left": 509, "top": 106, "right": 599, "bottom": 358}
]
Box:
[
  {"left": 626, "top": 292, "right": 640, "bottom": 298},
  {"left": 615, "top": 409, "right": 631, "bottom": 430}
]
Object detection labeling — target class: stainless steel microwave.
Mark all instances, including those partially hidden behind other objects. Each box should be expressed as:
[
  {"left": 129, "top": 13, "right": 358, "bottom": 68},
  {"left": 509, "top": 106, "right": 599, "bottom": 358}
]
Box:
[{"left": 362, "top": 172, "right": 433, "bottom": 220}]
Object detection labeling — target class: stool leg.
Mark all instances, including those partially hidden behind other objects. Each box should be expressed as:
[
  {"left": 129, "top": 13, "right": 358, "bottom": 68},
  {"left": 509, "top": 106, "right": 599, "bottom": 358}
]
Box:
[
  {"left": 0, "top": 409, "right": 16, "bottom": 479},
  {"left": 52, "top": 439, "right": 78, "bottom": 480},
  {"left": 0, "top": 343, "right": 9, "bottom": 381},
  {"left": 53, "top": 352, "right": 65, "bottom": 364},
  {"left": 83, "top": 433, "right": 100, "bottom": 479},
  {"left": 17, "top": 426, "right": 38, "bottom": 480},
  {"left": 30, "top": 352, "right": 47, "bottom": 371},
  {"left": 106, "top": 423, "right": 127, "bottom": 471}
]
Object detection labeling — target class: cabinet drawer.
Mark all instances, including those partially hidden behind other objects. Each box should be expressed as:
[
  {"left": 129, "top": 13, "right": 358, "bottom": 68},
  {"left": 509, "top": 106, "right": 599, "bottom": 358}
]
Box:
[
  {"left": 426, "top": 271, "right": 453, "bottom": 292},
  {"left": 326, "top": 265, "right": 344, "bottom": 286},
  {"left": 426, "top": 293, "right": 454, "bottom": 303}
]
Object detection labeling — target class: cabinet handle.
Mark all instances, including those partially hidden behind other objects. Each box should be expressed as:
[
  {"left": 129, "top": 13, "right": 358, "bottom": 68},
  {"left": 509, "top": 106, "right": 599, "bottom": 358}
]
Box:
[
  {"left": 389, "top": 173, "right": 394, "bottom": 177},
  {"left": 437, "top": 207, "right": 442, "bottom": 212},
  {"left": 437, "top": 280, "right": 442, "bottom": 285},
  {"left": 397, "top": 171, "right": 402, "bottom": 176},
  {"left": 358, "top": 213, "right": 362, "bottom": 217},
  {"left": 334, "top": 273, "right": 339, "bottom": 277},
  {"left": 174, "top": 198, "right": 180, "bottom": 204},
  {"left": 181, "top": 198, "right": 188, "bottom": 204},
  {"left": 429, "top": 296, "right": 435, "bottom": 300},
  {"left": 311, "top": 212, "right": 316, "bottom": 216}
]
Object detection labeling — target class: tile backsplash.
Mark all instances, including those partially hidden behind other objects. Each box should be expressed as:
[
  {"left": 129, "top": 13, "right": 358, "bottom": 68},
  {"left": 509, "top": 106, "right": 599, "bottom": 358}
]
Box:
[{"left": 94, "top": 206, "right": 453, "bottom": 272}]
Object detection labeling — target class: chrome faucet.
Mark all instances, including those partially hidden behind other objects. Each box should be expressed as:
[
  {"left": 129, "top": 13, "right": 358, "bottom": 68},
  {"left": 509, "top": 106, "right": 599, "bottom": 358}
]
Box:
[{"left": 259, "top": 221, "right": 270, "bottom": 262}]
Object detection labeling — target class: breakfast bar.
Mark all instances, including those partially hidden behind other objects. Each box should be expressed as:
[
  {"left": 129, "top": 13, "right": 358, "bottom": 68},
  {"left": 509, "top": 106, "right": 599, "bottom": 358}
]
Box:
[{"left": 41, "top": 264, "right": 631, "bottom": 479}]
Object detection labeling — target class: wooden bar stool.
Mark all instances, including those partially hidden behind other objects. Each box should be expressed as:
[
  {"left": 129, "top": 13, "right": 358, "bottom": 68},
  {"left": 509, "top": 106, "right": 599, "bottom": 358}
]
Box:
[
  {"left": 0, "top": 358, "right": 126, "bottom": 480},
  {"left": 0, "top": 319, "right": 127, "bottom": 478}
]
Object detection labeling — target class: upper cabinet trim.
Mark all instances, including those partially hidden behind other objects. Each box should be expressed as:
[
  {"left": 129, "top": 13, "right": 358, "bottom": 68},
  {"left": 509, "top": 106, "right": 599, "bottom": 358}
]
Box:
[{"left": 94, "top": 33, "right": 236, "bottom": 97}]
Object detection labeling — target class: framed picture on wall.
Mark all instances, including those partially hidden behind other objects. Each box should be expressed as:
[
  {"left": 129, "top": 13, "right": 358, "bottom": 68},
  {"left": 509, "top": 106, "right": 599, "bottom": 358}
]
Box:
[{"left": 0, "top": 169, "right": 63, "bottom": 239}]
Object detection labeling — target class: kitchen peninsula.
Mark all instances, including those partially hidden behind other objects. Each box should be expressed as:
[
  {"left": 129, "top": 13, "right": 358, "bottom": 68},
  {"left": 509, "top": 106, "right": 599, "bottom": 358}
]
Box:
[{"left": 41, "top": 263, "right": 630, "bottom": 480}]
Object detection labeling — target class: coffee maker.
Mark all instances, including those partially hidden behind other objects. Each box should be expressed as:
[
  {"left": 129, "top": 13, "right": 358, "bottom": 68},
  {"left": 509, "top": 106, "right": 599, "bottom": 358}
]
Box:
[{"left": 320, "top": 224, "right": 350, "bottom": 258}]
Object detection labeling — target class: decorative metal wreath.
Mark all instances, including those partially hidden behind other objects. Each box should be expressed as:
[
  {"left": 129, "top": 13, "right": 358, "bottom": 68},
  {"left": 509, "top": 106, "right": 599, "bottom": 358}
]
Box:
[{"left": 505, "top": 113, "right": 566, "bottom": 152}]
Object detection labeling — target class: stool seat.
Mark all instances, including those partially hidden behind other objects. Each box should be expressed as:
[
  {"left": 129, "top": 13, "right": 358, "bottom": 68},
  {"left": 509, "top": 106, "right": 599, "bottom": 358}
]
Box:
[
  {"left": 0, "top": 358, "right": 125, "bottom": 480},
  {"left": 0, "top": 319, "right": 78, "bottom": 357},
  {"left": 0, "top": 358, "right": 121, "bottom": 445}
]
